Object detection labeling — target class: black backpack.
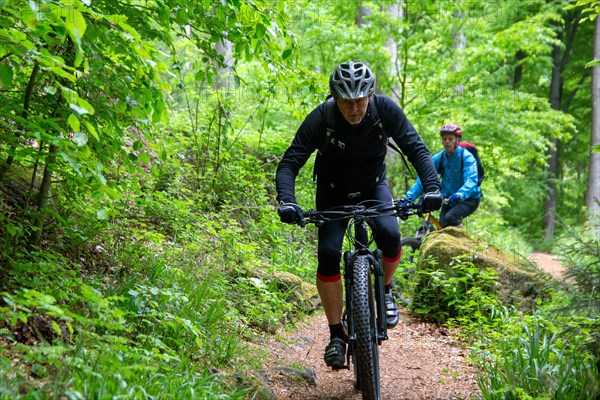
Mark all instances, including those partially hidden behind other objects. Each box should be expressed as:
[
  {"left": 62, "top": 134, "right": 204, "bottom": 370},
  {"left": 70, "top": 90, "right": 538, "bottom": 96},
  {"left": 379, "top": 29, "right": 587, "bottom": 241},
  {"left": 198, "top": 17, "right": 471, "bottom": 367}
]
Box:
[
  {"left": 313, "top": 97, "right": 413, "bottom": 182},
  {"left": 437, "top": 142, "right": 485, "bottom": 186}
]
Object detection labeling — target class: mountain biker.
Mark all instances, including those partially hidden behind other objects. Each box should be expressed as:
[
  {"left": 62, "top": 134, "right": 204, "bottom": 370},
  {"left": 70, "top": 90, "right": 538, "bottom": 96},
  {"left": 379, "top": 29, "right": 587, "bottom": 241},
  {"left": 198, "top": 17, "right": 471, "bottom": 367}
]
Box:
[
  {"left": 275, "top": 61, "right": 443, "bottom": 369},
  {"left": 404, "top": 123, "right": 481, "bottom": 228}
]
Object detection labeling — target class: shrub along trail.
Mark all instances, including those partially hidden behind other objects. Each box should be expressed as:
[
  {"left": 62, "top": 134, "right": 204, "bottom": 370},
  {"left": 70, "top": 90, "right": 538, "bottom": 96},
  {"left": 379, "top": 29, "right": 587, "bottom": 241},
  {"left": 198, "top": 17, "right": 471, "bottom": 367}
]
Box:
[{"left": 261, "top": 307, "right": 480, "bottom": 400}]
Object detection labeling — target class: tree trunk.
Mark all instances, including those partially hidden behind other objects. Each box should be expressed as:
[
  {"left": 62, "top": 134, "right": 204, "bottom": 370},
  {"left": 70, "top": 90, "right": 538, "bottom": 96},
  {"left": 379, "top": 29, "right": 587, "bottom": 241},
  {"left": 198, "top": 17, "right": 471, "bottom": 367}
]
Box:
[
  {"left": 0, "top": 62, "right": 40, "bottom": 183},
  {"left": 587, "top": 15, "right": 600, "bottom": 235},
  {"left": 543, "top": 12, "right": 580, "bottom": 240},
  {"left": 513, "top": 50, "right": 525, "bottom": 88},
  {"left": 543, "top": 43, "right": 562, "bottom": 240},
  {"left": 29, "top": 144, "right": 56, "bottom": 247},
  {"left": 385, "top": 1, "right": 403, "bottom": 101},
  {"left": 214, "top": 38, "right": 234, "bottom": 90},
  {"left": 451, "top": 2, "right": 466, "bottom": 95},
  {"left": 355, "top": 5, "right": 371, "bottom": 28}
]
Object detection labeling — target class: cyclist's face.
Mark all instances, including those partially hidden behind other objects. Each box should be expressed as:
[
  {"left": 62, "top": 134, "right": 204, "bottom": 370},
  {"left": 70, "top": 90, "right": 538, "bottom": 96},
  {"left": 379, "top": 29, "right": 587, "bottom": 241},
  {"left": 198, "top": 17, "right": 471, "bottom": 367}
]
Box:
[
  {"left": 441, "top": 133, "right": 459, "bottom": 153},
  {"left": 336, "top": 95, "right": 371, "bottom": 125}
]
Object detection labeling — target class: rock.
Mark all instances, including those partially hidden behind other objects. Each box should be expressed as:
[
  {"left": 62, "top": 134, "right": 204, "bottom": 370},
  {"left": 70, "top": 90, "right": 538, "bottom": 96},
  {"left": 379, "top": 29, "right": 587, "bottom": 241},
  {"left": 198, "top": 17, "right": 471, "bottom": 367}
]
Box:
[
  {"left": 414, "top": 227, "right": 551, "bottom": 314},
  {"left": 253, "top": 269, "right": 320, "bottom": 313}
]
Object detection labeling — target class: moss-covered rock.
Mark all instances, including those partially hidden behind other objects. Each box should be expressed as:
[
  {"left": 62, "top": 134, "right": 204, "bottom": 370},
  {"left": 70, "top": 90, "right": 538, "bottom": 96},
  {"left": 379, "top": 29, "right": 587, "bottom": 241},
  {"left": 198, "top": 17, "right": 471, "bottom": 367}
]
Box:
[
  {"left": 415, "top": 227, "right": 552, "bottom": 312},
  {"left": 254, "top": 269, "right": 320, "bottom": 314}
]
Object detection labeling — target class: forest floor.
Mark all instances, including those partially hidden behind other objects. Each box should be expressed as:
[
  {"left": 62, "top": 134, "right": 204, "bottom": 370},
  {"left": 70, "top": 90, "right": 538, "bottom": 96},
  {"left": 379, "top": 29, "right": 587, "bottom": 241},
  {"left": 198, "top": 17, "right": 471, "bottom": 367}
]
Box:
[{"left": 259, "top": 252, "right": 566, "bottom": 400}]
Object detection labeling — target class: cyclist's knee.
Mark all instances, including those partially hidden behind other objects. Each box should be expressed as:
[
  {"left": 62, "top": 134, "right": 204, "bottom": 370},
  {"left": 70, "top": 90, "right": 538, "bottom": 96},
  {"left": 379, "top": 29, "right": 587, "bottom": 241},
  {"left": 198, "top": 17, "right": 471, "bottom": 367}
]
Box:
[
  {"left": 440, "top": 214, "right": 462, "bottom": 228},
  {"left": 317, "top": 250, "right": 342, "bottom": 277}
]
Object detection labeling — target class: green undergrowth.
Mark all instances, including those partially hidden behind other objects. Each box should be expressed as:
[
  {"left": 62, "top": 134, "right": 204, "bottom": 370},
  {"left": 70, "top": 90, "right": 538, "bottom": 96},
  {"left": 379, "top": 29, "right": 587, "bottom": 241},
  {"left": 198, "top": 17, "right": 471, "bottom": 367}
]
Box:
[
  {"left": 395, "top": 224, "right": 600, "bottom": 400},
  {"left": 0, "top": 193, "right": 317, "bottom": 399}
]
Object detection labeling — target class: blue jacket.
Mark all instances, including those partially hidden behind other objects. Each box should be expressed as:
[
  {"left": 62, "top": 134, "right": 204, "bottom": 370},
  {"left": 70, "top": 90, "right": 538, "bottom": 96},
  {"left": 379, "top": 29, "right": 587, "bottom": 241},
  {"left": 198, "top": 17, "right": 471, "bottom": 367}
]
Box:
[{"left": 406, "top": 146, "right": 481, "bottom": 202}]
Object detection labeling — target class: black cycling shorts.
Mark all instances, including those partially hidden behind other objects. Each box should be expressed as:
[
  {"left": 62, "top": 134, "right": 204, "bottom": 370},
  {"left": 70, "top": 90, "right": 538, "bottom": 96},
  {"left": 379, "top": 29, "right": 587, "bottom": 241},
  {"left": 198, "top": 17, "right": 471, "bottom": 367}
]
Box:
[
  {"left": 439, "top": 197, "right": 480, "bottom": 227},
  {"left": 315, "top": 179, "right": 401, "bottom": 280}
]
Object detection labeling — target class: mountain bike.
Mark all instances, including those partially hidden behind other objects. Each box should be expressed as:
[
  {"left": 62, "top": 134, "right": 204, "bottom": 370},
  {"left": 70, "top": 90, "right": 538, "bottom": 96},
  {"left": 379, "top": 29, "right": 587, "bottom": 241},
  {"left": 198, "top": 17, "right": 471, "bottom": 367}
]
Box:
[
  {"left": 303, "top": 199, "right": 420, "bottom": 400},
  {"left": 400, "top": 210, "right": 442, "bottom": 266}
]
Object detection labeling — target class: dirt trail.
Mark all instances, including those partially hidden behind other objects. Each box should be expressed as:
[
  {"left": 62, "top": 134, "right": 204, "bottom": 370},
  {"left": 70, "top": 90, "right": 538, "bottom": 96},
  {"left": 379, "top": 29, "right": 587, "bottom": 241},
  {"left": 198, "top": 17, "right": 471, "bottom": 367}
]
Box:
[
  {"left": 261, "top": 253, "right": 568, "bottom": 399},
  {"left": 527, "top": 251, "right": 567, "bottom": 280},
  {"left": 263, "top": 309, "right": 480, "bottom": 400}
]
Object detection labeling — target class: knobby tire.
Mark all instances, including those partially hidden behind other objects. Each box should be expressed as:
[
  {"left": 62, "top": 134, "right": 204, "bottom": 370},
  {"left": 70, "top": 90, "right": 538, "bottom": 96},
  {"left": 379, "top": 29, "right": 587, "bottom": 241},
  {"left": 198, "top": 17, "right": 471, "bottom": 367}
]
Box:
[
  {"left": 351, "top": 255, "right": 380, "bottom": 400},
  {"left": 400, "top": 237, "right": 421, "bottom": 264}
]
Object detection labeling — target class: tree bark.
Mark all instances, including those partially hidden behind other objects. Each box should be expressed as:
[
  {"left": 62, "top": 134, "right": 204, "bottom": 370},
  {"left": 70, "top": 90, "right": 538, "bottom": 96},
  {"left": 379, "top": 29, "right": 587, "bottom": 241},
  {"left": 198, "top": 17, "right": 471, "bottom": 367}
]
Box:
[
  {"left": 214, "top": 38, "right": 234, "bottom": 90},
  {"left": 587, "top": 15, "right": 600, "bottom": 235},
  {"left": 451, "top": 2, "right": 466, "bottom": 95},
  {"left": 355, "top": 5, "right": 371, "bottom": 28},
  {"left": 385, "top": 1, "right": 403, "bottom": 101},
  {"left": 544, "top": 43, "right": 562, "bottom": 240},
  {"left": 29, "top": 144, "right": 56, "bottom": 247},
  {"left": 513, "top": 50, "right": 525, "bottom": 88},
  {"left": 543, "top": 13, "right": 579, "bottom": 240}
]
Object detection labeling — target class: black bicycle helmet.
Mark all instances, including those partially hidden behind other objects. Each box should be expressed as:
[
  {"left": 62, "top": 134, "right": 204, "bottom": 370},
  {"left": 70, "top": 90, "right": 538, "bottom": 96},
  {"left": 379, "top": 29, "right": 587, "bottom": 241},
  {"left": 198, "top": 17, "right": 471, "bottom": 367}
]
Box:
[
  {"left": 439, "top": 123, "right": 462, "bottom": 136},
  {"left": 329, "top": 61, "right": 375, "bottom": 98}
]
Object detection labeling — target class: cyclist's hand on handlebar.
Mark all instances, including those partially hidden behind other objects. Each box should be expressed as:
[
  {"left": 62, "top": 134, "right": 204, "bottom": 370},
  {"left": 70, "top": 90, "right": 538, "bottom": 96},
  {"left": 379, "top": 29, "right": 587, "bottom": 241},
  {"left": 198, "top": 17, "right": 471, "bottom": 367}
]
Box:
[
  {"left": 397, "top": 198, "right": 413, "bottom": 220},
  {"left": 422, "top": 190, "right": 443, "bottom": 212},
  {"left": 448, "top": 193, "right": 462, "bottom": 205},
  {"left": 277, "top": 202, "right": 305, "bottom": 226}
]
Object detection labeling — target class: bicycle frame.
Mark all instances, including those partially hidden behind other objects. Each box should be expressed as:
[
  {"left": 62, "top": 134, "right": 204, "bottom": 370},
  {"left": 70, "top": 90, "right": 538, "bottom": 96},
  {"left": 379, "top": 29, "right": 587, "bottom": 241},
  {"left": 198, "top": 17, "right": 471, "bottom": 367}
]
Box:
[{"left": 416, "top": 212, "right": 442, "bottom": 239}]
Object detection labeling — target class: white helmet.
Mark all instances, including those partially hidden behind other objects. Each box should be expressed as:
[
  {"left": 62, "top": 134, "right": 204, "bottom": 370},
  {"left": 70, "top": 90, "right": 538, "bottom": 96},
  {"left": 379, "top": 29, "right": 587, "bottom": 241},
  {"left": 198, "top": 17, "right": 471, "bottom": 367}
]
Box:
[{"left": 329, "top": 61, "right": 375, "bottom": 98}]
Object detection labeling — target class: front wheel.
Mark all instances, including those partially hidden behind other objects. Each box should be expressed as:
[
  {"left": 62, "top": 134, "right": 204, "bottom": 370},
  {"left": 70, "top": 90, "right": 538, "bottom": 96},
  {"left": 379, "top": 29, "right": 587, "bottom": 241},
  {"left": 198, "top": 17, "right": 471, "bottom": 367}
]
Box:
[{"left": 351, "top": 255, "right": 380, "bottom": 400}]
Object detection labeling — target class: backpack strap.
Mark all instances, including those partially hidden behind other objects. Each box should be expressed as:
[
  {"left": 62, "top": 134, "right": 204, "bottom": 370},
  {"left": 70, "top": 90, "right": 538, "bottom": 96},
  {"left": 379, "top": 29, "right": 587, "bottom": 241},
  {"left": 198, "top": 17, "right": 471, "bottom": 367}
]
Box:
[
  {"left": 313, "top": 99, "right": 336, "bottom": 182},
  {"left": 368, "top": 98, "right": 415, "bottom": 179},
  {"left": 319, "top": 97, "right": 336, "bottom": 155}
]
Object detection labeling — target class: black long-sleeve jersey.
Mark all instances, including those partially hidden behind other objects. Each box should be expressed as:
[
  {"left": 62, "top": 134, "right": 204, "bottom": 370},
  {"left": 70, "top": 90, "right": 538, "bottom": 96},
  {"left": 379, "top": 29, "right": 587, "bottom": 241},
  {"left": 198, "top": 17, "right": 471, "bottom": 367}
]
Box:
[{"left": 276, "top": 94, "right": 440, "bottom": 204}]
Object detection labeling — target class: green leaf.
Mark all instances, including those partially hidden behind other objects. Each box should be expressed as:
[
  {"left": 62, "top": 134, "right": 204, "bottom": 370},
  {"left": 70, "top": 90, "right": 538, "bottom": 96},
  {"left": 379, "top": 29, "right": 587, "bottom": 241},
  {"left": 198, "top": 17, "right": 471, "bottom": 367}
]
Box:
[
  {"left": 0, "top": 64, "right": 13, "bottom": 88},
  {"left": 153, "top": 99, "right": 166, "bottom": 123},
  {"left": 138, "top": 152, "right": 150, "bottom": 163},
  {"left": 69, "top": 103, "right": 89, "bottom": 115},
  {"left": 49, "top": 67, "right": 76, "bottom": 82},
  {"left": 585, "top": 59, "right": 600, "bottom": 68},
  {"left": 83, "top": 121, "right": 98, "bottom": 140},
  {"left": 281, "top": 48, "right": 293, "bottom": 60},
  {"left": 133, "top": 140, "right": 143, "bottom": 150},
  {"left": 255, "top": 23, "right": 266, "bottom": 39},
  {"left": 65, "top": 9, "right": 87, "bottom": 45},
  {"left": 176, "top": 8, "right": 188, "bottom": 25},
  {"left": 593, "top": 144, "right": 600, "bottom": 153},
  {"left": 73, "top": 132, "right": 88, "bottom": 146},
  {"left": 96, "top": 209, "right": 108, "bottom": 220},
  {"left": 6, "top": 222, "right": 17, "bottom": 236},
  {"left": 77, "top": 98, "right": 95, "bottom": 115},
  {"left": 115, "top": 101, "right": 127, "bottom": 113},
  {"left": 67, "top": 113, "right": 80, "bottom": 131}
]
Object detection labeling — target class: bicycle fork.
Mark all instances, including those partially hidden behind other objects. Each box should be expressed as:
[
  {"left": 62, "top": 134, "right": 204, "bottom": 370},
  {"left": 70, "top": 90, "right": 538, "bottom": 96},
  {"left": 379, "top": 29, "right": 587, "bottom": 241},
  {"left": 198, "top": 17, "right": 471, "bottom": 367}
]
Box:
[
  {"left": 343, "top": 248, "right": 388, "bottom": 360},
  {"left": 372, "top": 248, "right": 388, "bottom": 343}
]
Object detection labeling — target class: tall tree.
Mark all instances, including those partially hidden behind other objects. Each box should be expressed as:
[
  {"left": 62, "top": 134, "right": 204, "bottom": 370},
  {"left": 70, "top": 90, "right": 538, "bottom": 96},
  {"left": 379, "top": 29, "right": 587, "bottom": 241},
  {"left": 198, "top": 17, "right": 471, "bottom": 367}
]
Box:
[
  {"left": 384, "top": 2, "right": 403, "bottom": 102},
  {"left": 588, "top": 15, "right": 600, "bottom": 233},
  {"left": 543, "top": 9, "right": 581, "bottom": 240},
  {"left": 451, "top": 1, "right": 466, "bottom": 95}
]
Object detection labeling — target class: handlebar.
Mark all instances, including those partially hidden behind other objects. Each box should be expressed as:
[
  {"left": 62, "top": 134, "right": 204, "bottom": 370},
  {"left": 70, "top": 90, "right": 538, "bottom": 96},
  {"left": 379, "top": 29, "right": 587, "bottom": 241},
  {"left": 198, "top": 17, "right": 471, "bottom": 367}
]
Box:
[{"left": 301, "top": 199, "right": 422, "bottom": 227}]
